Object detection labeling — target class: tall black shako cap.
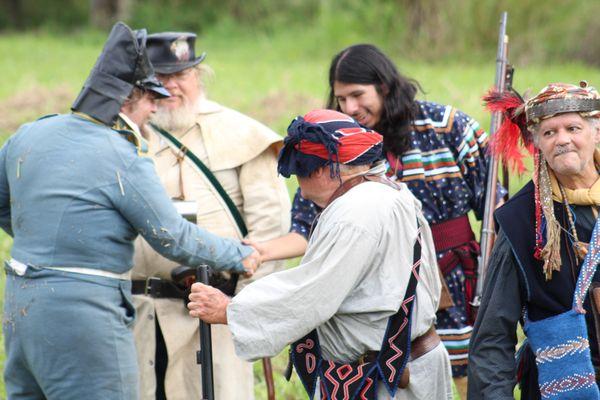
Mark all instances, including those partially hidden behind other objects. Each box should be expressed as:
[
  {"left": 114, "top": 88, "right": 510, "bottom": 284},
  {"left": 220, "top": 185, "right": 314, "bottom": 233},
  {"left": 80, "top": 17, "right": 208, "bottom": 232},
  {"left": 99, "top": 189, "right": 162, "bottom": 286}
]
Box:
[{"left": 71, "top": 22, "right": 169, "bottom": 126}]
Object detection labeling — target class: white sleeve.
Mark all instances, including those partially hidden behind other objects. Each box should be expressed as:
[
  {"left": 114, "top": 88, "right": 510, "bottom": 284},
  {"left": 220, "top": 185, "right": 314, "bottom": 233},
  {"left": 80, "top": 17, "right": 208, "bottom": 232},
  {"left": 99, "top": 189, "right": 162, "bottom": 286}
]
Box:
[{"left": 226, "top": 221, "right": 379, "bottom": 361}]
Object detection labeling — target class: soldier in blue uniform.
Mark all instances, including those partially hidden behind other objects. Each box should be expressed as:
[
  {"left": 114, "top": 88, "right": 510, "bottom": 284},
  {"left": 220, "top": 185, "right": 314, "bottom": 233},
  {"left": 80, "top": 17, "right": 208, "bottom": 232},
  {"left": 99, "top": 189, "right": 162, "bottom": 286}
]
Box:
[{"left": 0, "top": 22, "right": 257, "bottom": 400}]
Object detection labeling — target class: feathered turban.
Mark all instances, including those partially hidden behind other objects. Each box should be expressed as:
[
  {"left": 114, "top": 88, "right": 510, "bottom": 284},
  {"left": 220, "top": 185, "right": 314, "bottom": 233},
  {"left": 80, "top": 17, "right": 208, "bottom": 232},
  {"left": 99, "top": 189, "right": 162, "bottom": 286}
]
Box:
[{"left": 484, "top": 81, "right": 600, "bottom": 279}]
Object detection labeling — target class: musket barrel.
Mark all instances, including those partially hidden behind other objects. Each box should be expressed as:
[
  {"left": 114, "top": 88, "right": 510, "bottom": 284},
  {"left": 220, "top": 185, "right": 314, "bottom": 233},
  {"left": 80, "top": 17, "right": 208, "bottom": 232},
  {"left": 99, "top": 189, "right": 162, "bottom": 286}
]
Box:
[{"left": 474, "top": 11, "right": 510, "bottom": 308}]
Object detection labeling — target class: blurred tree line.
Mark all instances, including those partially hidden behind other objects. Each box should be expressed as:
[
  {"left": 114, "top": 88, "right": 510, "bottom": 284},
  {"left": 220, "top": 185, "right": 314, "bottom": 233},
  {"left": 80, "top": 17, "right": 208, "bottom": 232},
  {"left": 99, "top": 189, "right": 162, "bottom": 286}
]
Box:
[{"left": 1, "top": 0, "right": 598, "bottom": 66}]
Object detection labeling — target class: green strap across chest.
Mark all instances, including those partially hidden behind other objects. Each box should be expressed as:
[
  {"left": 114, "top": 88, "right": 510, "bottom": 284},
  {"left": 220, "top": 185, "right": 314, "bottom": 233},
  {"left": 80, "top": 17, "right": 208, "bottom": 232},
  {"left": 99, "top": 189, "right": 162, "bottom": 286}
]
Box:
[{"left": 150, "top": 123, "right": 248, "bottom": 237}]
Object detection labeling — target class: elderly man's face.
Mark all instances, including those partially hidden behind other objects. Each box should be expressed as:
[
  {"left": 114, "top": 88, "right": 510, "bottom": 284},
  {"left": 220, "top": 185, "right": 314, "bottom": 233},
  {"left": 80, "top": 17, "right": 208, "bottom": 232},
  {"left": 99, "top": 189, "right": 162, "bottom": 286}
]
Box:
[
  {"left": 536, "top": 113, "right": 600, "bottom": 188},
  {"left": 156, "top": 68, "right": 200, "bottom": 110},
  {"left": 297, "top": 167, "right": 337, "bottom": 208}
]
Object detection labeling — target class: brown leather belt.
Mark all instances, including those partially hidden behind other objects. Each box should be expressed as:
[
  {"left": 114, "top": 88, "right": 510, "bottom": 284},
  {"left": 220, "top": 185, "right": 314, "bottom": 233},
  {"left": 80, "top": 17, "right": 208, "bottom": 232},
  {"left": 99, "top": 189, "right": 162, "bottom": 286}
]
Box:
[
  {"left": 360, "top": 325, "right": 440, "bottom": 364},
  {"left": 410, "top": 326, "right": 441, "bottom": 360},
  {"left": 359, "top": 326, "right": 440, "bottom": 389}
]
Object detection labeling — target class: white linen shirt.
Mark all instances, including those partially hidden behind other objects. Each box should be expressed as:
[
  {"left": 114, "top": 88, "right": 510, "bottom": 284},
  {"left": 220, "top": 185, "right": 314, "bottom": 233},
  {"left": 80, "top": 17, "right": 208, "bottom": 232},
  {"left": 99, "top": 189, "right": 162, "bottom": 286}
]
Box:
[{"left": 228, "top": 181, "right": 441, "bottom": 360}]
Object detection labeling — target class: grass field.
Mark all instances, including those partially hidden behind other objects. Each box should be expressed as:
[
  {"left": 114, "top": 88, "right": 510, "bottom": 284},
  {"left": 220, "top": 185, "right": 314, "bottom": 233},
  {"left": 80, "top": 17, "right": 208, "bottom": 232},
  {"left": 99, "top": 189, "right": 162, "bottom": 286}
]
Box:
[{"left": 0, "top": 28, "right": 599, "bottom": 399}]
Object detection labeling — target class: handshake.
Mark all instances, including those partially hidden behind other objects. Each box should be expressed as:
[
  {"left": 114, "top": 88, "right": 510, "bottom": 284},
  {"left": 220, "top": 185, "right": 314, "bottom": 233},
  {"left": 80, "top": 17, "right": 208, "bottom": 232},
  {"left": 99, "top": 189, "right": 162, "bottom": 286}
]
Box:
[
  {"left": 239, "top": 239, "right": 265, "bottom": 277},
  {"left": 239, "top": 237, "right": 282, "bottom": 277},
  {"left": 240, "top": 233, "right": 307, "bottom": 277}
]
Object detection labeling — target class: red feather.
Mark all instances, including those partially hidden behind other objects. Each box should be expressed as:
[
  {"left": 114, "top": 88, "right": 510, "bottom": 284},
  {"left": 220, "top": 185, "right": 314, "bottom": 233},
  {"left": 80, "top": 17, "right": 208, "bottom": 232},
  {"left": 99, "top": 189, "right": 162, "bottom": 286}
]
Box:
[
  {"left": 483, "top": 89, "right": 532, "bottom": 174},
  {"left": 483, "top": 90, "right": 524, "bottom": 114}
]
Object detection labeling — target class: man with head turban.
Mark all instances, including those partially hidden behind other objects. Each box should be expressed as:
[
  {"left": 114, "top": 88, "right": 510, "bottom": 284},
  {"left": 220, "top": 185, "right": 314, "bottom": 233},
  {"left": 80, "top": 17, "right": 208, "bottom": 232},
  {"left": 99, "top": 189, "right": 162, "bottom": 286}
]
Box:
[
  {"left": 468, "top": 81, "right": 600, "bottom": 399},
  {"left": 188, "top": 109, "right": 453, "bottom": 399},
  {"left": 245, "top": 46, "right": 504, "bottom": 399}
]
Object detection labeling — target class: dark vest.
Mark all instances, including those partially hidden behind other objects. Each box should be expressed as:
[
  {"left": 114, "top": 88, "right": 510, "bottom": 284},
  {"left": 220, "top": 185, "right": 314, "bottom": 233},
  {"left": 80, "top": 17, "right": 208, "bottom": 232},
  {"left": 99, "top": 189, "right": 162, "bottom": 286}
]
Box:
[{"left": 495, "top": 181, "right": 600, "bottom": 398}]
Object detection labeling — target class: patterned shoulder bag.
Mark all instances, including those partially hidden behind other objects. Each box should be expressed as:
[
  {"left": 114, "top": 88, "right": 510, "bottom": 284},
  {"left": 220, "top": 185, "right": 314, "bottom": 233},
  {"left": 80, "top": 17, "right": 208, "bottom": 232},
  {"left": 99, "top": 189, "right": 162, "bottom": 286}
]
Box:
[{"left": 524, "top": 218, "right": 600, "bottom": 399}]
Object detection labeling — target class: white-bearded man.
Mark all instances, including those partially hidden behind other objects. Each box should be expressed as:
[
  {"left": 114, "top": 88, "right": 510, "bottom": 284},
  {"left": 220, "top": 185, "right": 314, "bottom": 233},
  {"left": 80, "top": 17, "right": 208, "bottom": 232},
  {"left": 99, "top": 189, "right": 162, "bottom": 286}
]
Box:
[{"left": 130, "top": 32, "right": 291, "bottom": 400}]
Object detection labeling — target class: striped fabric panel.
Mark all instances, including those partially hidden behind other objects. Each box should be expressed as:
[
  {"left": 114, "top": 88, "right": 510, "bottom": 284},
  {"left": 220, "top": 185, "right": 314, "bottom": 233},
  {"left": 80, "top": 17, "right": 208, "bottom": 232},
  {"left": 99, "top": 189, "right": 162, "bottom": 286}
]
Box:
[
  {"left": 401, "top": 104, "right": 487, "bottom": 181},
  {"left": 448, "top": 357, "right": 469, "bottom": 366},
  {"left": 456, "top": 120, "right": 485, "bottom": 166},
  {"left": 440, "top": 334, "right": 471, "bottom": 347},
  {"left": 436, "top": 326, "right": 473, "bottom": 335},
  {"left": 401, "top": 148, "right": 462, "bottom": 182},
  {"left": 439, "top": 327, "right": 471, "bottom": 366},
  {"left": 413, "top": 105, "right": 456, "bottom": 134},
  {"left": 384, "top": 100, "right": 490, "bottom": 222},
  {"left": 472, "top": 120, "right": 489, "bottom": 145}
]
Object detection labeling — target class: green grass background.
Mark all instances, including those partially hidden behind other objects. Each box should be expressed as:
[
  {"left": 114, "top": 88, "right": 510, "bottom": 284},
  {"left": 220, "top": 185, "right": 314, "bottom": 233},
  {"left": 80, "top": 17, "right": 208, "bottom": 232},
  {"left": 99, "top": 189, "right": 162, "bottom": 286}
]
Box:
[{"left": 0, "top": 18, "right": 599, "bottom": 399}]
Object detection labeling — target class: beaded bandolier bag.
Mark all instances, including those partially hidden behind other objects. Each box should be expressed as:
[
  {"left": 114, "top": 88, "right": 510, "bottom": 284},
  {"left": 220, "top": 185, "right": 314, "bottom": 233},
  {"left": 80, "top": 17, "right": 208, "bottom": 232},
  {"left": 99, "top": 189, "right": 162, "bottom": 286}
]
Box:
[
  {"left": 524, "top": 219, "right": 600, "bottom": 398},
  {"left": 485, "top": 81, "right": 600, "bottom": 399}
]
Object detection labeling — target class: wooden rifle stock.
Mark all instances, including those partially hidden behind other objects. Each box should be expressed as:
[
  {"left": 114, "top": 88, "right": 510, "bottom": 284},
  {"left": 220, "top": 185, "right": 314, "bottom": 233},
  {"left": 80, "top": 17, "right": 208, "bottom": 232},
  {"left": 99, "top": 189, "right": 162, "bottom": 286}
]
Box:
[
  {"left": 196, "top": 265, "right": 215, "bottom": 400},
  {"left": 472, "top": 12, "right": 512, "bottom": 317}
]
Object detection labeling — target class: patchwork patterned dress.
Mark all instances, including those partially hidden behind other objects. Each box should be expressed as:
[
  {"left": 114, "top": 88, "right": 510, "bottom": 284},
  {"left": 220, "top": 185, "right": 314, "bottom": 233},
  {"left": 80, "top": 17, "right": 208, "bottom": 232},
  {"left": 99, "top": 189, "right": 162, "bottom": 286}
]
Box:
[{"left": 291, "top": 101, "right": 498, "bottom": 377}]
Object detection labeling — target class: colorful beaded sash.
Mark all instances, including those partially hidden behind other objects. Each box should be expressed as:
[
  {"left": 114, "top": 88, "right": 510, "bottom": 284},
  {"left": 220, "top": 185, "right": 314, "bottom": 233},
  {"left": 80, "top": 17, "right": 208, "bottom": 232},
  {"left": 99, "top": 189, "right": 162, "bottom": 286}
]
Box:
[{"left": 290, "top": 224, "right": 423, "bottom": 400}]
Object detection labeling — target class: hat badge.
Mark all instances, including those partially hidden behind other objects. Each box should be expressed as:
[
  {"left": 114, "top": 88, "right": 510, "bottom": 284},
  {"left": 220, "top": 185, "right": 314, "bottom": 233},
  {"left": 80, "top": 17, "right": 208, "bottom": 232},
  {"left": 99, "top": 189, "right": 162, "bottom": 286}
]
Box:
[{"left": 170, "top": 38, "right": 190, "bottom": 62}]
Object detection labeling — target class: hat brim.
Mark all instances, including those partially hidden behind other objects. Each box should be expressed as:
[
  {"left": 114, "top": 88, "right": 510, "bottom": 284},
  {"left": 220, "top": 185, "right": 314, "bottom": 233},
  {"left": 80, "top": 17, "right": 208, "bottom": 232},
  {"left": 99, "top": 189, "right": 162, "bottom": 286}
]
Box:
[
  {"left": 138, "top": 75, "right": 171, "bottom": 98},
  {"left": 147, "top": 85, "right": 171, "bottom": 98},
  {"left": 153, "top": 52, "right": 206, "bottom": 74}
]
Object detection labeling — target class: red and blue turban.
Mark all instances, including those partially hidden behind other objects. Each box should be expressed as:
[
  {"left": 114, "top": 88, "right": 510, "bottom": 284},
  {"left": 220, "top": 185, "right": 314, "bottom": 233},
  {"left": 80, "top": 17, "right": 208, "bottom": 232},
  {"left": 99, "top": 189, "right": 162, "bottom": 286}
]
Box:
[{"left": 277, "top": 109, "right": 384, "bottom": 178}]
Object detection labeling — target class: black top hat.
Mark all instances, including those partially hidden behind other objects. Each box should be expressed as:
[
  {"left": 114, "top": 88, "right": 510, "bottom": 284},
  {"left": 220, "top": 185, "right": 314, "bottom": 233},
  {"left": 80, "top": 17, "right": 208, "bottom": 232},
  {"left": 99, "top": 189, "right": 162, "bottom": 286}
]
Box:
[
  {"left": 146, "top": 32, "right": 207, "bottom": 74},
  {"left": 72, "top": 22, "right": 170, "bottom": 126}
]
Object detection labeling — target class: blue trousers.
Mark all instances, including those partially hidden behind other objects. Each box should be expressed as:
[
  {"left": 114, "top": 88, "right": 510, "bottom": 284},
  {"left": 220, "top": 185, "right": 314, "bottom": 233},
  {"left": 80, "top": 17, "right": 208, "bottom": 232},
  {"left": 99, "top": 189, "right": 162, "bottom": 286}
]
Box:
[{"left": 3, "top": 266, "right": 138, "bottom": 400}]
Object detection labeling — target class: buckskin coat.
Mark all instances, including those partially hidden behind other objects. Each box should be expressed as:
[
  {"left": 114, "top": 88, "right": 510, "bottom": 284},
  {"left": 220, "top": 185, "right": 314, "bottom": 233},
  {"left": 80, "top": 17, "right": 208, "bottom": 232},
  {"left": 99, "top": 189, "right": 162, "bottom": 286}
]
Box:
[{"left": 132, "top": 99, "right": 291, "bottom": 399}]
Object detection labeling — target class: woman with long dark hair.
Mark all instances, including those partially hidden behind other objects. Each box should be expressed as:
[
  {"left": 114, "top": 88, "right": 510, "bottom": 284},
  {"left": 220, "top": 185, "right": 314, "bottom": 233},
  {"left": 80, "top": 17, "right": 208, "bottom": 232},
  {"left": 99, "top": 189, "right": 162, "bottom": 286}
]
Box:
[
  {"left": 327, "top": 44, "right": 504, "bottom": 398},
  {"left": 326, "top": 44, "right": 419, "bottom": 158}
]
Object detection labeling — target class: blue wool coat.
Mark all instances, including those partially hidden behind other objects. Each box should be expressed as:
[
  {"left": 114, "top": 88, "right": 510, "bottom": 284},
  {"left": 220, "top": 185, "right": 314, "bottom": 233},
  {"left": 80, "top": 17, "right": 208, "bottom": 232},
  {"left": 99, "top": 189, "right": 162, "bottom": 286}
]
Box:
[
  {"left": 0, "top": 113, "right": 252, "bottom": 399},
  {"left": 0, "top": 113, "right": 251, "bottom": 273}
]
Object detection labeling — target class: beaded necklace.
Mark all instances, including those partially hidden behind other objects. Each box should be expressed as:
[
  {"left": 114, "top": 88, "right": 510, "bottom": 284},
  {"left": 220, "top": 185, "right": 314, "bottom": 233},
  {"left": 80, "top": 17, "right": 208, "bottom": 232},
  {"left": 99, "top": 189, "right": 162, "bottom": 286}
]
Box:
[{"left": 558, "top": 183, "right": 589, "bottom": 262}]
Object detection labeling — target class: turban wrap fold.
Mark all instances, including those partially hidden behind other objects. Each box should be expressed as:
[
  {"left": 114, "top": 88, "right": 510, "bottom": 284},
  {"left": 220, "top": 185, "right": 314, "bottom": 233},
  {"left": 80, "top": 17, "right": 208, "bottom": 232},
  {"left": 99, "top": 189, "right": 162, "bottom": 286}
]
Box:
[{"left": 277, "top": 109, "right": 383, "bottom": 178}]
